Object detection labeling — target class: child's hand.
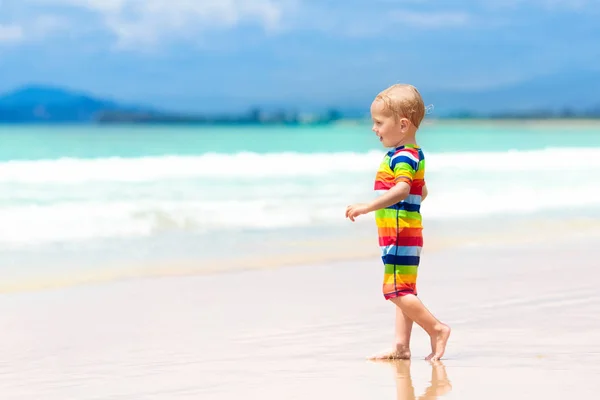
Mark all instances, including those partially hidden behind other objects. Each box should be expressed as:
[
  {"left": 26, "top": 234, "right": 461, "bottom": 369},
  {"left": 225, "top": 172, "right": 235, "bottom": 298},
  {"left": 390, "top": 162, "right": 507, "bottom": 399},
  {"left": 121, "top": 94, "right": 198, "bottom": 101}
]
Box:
[{"left": 345, "top": 203, "right": 371, "bottom": 222}]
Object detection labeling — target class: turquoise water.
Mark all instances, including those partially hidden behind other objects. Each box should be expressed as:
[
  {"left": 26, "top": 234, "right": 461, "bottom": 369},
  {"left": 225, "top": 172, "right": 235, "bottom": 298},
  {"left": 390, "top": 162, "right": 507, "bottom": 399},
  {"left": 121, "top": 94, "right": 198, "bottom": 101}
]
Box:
[
  {"left": 0, "top": 121, "right": 599, "bottom": 288},
  {"left": 1, "top": 121, "right": 599, "bottom": 160}
]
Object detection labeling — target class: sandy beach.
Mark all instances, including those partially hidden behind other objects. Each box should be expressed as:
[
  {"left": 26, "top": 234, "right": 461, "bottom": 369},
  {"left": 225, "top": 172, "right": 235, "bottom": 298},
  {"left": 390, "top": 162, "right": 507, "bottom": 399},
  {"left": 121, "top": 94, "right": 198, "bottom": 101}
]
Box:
[{"left": 1, "top": 227, "right": 599, "bottom": 400}]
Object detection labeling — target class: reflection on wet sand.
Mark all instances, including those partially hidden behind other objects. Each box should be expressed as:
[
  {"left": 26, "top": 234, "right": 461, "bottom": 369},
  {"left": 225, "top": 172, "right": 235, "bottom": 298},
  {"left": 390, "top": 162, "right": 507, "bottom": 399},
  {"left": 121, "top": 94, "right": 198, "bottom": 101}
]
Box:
[{"left": 384, "top": 360, "right": 452, "bottom": 400}]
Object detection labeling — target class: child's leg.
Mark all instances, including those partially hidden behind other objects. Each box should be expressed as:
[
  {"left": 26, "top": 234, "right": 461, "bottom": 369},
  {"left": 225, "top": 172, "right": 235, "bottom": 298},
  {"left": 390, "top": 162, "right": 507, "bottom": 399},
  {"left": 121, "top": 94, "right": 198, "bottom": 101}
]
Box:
[
  {"left": 369, "top": 305, "right": 413, "bottom": 360},
  {"left": 394, "top": 306, "right": 413, "bottom": 356},
  {"left": 389, "top": 295, "right": 451, "bottom": 361}
]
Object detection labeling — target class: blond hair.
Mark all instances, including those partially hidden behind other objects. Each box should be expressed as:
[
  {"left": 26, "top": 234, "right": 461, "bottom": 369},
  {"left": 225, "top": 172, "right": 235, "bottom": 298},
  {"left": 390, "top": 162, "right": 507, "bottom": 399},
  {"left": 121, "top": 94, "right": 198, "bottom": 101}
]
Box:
[{"left": 374, "top": 84, "right": 426, "bottom": 128}]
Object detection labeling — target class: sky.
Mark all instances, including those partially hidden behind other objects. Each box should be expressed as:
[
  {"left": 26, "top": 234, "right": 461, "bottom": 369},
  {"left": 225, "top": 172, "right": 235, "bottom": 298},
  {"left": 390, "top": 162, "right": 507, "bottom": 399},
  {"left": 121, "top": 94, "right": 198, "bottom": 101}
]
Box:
[{"left": 0, "top": 0, "right": 599, "bottom": 112}]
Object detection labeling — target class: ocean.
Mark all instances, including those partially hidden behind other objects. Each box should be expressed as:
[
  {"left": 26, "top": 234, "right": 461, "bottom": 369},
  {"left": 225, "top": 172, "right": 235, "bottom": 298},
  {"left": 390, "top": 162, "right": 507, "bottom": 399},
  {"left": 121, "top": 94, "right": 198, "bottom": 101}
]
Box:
[{"left": 1, "top": 121, "right": 599, "bottom": 291}]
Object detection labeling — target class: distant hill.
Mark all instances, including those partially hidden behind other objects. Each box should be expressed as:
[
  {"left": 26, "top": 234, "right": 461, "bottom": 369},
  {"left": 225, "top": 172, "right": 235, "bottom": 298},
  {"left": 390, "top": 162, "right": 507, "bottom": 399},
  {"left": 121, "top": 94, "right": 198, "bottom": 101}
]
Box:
[
  {"left": 0, "top": 85, "right": 150, "bottom": 123},
  {"left": 0, "top": 85, "right": 340, "bottom": 125},
  {"left": 0, "top": 85, "right": 339, "bottom": 125}
]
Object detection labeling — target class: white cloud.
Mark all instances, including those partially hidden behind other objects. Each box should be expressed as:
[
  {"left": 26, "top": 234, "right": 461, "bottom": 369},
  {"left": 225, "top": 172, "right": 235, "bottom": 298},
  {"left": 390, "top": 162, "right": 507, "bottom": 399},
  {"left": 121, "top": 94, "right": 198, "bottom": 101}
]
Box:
[
  {"left": 37, "top": 0, "right": 296, "bottom": 48},
  {"left": 31, "top": 14, "right": 68, "bottom": 36},
  {"left": 392, "top": 10, "right": 471, "bottom": 28},
  {"left": 0, "top": 13, "right": 70, "bottom": 44},
  {"left": 4, "top": 0, "right": 596, "bottom": 49},
  {"left": 0, "top": 24, "right": 24, "bottom": 43},
  {"left": 295, "top": 6, "right": 473, "bottom": 39}
]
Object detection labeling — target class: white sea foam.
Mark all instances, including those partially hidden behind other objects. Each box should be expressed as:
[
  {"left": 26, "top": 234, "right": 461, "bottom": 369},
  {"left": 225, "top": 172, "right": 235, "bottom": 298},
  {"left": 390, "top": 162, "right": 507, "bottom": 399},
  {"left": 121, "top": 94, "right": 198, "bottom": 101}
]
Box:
[
  {"left": 0, "top": 147, "right": 599, "bottom": 247},
  {"left": 2, "top": 147, "right": 600, "bottom": 183}
]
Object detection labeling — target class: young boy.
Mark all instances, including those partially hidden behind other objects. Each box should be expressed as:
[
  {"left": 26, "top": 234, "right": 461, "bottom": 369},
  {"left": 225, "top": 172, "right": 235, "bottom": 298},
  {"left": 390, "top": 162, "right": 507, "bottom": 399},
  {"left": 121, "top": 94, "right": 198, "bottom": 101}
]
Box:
[{"left": 345, "top": 84, "right": 450, "bottom": 361}]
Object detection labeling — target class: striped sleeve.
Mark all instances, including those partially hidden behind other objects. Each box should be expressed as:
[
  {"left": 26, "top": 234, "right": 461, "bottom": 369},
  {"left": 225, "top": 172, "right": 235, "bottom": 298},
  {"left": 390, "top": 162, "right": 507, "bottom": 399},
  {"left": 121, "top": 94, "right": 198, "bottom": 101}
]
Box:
[{"left": 389, "top": 149, "right": 420, "bottom": 185}]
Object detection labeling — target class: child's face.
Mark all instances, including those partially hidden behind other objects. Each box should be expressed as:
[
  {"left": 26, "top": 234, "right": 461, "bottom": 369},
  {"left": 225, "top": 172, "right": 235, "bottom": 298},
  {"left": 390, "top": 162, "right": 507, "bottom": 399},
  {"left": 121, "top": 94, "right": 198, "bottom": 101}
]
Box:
[{"left": 370, "top": 99, "right": 410, "bottom": 148}]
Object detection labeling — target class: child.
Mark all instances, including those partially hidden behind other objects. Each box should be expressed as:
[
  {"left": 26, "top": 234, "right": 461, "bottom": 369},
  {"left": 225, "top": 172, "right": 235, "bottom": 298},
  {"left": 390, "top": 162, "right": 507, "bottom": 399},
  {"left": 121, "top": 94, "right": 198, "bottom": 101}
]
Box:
[{"left": 345, "top": 84, "right": 450, "bottom": 361}]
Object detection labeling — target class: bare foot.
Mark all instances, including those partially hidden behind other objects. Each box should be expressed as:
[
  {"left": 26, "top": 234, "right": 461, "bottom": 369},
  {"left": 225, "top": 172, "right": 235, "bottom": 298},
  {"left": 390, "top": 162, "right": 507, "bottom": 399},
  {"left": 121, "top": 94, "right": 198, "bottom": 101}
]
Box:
[
  {"left": 368, "top": 346, "right": 411, "bottom": 360},
  {"left": 425, "top": 324, "right": 451, "bottom": 361},
  {"left": 425, "top": 335, "right": 436, "bottom": 361}
]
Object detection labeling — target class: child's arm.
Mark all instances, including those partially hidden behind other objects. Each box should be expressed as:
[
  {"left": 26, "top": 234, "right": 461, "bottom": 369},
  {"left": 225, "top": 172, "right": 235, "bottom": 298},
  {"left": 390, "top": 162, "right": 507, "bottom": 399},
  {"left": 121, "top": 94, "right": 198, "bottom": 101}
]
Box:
[
  {"left": 367, "top": 182, "right": 426, "bottom": 215},
  {"left": 346, "top": 182, "right": 411, "bottom": 221},
  {"left": 366, "top": 182, "right": 411, "bottom": 211}
]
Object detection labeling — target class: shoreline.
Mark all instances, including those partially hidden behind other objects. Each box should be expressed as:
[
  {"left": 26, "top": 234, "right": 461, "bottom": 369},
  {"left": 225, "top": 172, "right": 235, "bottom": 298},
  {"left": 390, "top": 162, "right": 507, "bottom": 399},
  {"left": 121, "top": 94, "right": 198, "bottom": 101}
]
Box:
[
  {"left": 2, "top": 117, "right": 600, "bottom": 128},
  {"left": 1, "top": 214, "right": 599, "bottom": 295}
]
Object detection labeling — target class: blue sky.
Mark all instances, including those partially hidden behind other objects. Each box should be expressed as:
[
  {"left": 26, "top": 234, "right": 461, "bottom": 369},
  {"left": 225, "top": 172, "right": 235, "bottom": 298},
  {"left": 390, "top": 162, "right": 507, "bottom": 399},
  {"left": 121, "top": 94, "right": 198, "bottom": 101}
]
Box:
[{"left": 0, "top": 0, "right": 599, "bottom": 112}]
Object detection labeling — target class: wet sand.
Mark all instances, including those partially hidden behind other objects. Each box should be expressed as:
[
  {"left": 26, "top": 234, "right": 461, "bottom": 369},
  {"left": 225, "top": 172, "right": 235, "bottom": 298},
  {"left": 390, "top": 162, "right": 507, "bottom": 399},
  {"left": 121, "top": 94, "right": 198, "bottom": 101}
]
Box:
[{"left": 0, "top": 235, "right": 599, "bottom": 399}]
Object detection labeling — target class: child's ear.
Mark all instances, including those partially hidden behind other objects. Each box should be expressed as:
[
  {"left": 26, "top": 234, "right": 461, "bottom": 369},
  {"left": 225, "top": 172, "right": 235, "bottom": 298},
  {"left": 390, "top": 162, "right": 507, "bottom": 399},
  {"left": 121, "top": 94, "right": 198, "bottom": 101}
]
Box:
[{"left": 400, "top": 118, "right": 410, "bottom": 131}]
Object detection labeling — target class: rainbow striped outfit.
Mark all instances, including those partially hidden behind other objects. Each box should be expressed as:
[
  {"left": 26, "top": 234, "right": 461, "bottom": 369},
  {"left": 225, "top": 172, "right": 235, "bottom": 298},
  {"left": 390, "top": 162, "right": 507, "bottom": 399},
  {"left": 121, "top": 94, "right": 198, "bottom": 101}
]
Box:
[{"left": 373, "top": 144, "right": 425, "bottom": 299}]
